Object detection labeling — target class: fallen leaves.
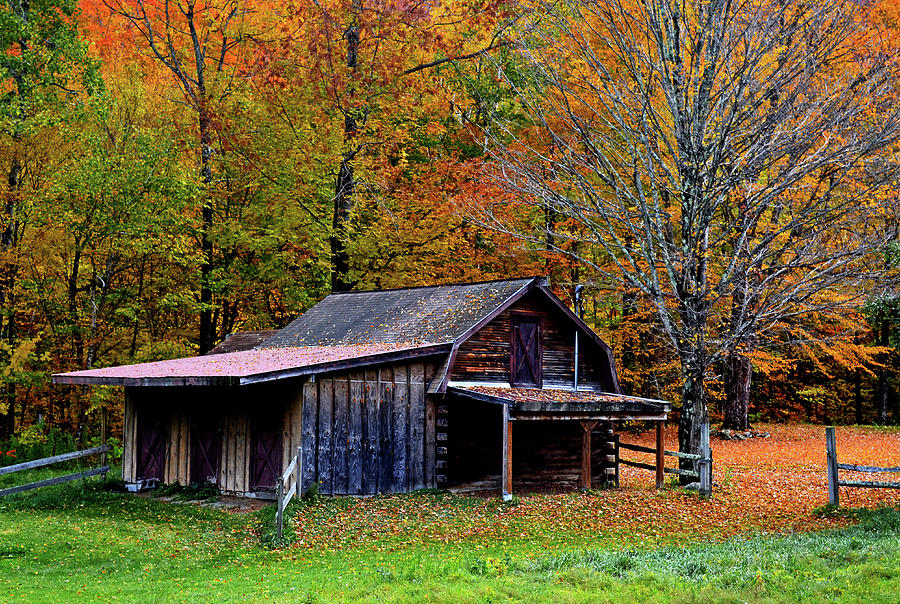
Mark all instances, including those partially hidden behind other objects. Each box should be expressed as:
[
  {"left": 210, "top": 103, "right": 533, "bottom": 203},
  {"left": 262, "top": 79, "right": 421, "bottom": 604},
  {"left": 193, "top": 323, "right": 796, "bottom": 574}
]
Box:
[{"left": 286, "top": 423, "right": 900, "bottom": 553}]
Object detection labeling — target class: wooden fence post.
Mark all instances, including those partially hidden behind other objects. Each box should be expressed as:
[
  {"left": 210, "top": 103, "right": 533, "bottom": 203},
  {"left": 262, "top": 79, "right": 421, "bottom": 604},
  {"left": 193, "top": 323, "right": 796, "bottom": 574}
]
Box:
[
  {"left": 826, "top": 426, "right": 839, "bottom": 506},
  {"left": 275, "top": 479, "right": 284, "bottom": 540},
  {"left": 699, "top": 421, "right": 712, "bottom": 498},
  {"left": 655, "top": 422, "right": 665, "bottom": 488}
]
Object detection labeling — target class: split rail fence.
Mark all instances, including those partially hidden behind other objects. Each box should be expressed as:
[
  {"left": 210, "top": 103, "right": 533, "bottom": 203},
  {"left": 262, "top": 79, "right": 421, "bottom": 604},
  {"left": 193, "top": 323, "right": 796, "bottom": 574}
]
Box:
[
  {"left": 825, "top": 426, "right": 900, "bottom": 506},
  {"left": 618, "top": 422, "right": 712, "bottom": 497},
  {"left": 275, "top": 446, "right": 303, "bottom": 540},
  {"left": 0, "top": 445, "right": 111, "bottom": 497}
]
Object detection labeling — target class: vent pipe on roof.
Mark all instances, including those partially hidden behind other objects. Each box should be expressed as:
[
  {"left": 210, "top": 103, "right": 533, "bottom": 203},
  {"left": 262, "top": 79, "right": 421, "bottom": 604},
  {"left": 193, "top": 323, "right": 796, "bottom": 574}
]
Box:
[{"left": 574, "top": 285, "right": 584, "bottom": 391}]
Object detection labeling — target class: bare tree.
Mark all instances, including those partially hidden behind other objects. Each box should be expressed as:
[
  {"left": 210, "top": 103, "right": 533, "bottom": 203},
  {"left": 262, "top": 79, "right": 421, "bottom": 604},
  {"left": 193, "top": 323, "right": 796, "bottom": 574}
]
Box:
[{"left": 471, "top": 0, "right": 900, "bottom": 467}]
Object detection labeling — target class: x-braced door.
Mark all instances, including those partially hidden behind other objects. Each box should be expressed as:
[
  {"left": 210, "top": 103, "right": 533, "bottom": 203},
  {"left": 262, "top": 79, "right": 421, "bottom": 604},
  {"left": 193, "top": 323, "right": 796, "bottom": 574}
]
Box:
[
  {"left": 510, "top": 314, "right": 542, "bottom": 388},
  {"left": 190, "top": 419, "right": 221, "bottom": 485},
  {"left": 137, "top": 411, "right": 166, "bottom": 481},
  {"left": 250, "top": 414, "right": 283, "bottom": 491}
]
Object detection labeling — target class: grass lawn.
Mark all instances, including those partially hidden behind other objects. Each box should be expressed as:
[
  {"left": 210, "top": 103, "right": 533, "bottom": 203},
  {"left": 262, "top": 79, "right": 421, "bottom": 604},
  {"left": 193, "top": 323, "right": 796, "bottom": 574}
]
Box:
[{"left": 0, "top": 423, "right": 898, "bottom": 602}]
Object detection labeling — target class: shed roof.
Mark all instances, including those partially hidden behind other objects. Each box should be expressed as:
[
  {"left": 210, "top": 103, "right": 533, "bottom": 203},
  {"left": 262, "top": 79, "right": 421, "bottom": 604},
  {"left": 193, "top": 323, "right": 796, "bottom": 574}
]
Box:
[
  {"left": 53, "top": 343, "right": 451, "bottom": 387},
  {"left": 206, "top": 330, "right": 279, "bottom": 355},
  {"left": 448, "top": 386, "right": 669, "bottom": 419},
  {"left": 259, "top": 277, "right": 538, "bottom": 347}
]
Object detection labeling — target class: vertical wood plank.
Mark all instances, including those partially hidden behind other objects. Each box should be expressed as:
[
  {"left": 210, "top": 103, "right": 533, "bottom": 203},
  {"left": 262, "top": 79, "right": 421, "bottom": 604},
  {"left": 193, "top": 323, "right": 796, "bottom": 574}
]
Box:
[
  {"left": 301, "top": 380, "right": 318, "bottom": 496},
  {"left": 236, "top": 415, "right": 249, "bottom": 493},
  {"left": 581, "top": 421, "right": 598, "bottom": 491},
  {"left": 424, "top": 395, "right": 436, "bottom": 489},
  {"left": 409, "top": 363, "right": 426, "bottom": 490},
  {"left": 318, "top": 378, "right": 334, "bottom": 495},
  {"left": 826, "top": 426, "right": 839, "bottom": 506},
  {"left": 349, "top": 372, "right": 364, "bottom": 495},
  {"left": 123, "top": 390, "right": 136, "bottom": 482},
  {"left": 379, "top": 366, "right": 393, "bottom": 493},
  {"left": 502, "top": 405, "right": 512, "bottom": 500},
  {"left": 219, "top": 414, "right": 230, "bottom": 492},
  {"left": 333, "top": 375, "right": 350, "bottom": 495},
  {"left": 364, "top": 369, "right": 379, "bottom": 494},
  {"left": 656, "top": 422, "right": 665, "bottom": 489},
  {"left": 392, "top": 364, "right": 409, "bottom": 493}
]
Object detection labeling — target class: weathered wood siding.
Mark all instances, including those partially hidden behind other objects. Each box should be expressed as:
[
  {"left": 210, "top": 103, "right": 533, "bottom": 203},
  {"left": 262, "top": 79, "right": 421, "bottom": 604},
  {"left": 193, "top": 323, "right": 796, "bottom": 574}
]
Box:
[
  {"left": 122, "top": 358, "right": 440, "bottom": 497},
  {"left": 301, "top": 359, "right": 439, "bottom": 496},
  {"left": 122, "top": 382, "right": 303, "bottom": 496},
  {"left": 450, "top": 290, "right": 614, "bottom": 390}
]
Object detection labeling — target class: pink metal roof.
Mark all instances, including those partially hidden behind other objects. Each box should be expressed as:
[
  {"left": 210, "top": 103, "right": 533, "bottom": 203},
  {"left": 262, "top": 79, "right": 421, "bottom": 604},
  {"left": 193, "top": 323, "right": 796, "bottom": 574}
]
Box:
[{"left": 53, "top": 343, "right": 449, "bottom": 387}]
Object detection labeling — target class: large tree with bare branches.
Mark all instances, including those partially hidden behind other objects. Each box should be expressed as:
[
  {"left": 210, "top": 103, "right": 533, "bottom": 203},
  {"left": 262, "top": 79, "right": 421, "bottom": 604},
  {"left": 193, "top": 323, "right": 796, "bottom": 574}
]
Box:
[{"left": 471, "top": 0, "right": 900, "bottom": 466}]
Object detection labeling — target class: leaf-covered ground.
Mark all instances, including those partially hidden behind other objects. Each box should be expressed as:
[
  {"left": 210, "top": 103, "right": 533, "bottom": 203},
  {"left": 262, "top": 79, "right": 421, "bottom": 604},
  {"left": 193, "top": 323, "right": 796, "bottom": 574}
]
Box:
[{"left": 287, "top": 423, "right": 900, "bottom": 553}]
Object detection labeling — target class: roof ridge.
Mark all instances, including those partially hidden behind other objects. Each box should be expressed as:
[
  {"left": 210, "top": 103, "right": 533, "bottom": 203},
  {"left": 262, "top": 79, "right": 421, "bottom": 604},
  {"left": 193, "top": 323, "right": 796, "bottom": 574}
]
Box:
[{"left": 326, "top": 276, "right": 544, "bottom": 296}]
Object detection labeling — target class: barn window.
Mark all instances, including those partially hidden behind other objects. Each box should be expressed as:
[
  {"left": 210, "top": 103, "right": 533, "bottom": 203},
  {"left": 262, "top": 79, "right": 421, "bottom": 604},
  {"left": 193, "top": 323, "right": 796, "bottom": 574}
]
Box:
[{"left": 510, "top": 313, "right": 542, "bottom": 388}]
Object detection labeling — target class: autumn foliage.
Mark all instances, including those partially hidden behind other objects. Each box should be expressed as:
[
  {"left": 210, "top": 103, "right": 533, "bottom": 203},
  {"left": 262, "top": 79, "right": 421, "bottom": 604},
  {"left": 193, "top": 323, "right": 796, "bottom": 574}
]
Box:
[{"left": 0, "top": 0, "right": 898, "bottom": 445}]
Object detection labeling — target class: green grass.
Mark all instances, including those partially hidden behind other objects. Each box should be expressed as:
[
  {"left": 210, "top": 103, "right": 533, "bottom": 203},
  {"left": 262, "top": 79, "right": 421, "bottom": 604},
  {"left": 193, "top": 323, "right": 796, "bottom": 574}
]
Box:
[{"left": 0, "top": 480, "right": 898, "bottom": 602}]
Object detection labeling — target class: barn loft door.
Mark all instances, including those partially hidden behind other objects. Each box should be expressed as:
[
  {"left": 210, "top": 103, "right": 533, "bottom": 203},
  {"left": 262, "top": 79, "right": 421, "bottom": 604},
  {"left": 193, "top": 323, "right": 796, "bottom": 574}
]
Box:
[
  {"left": 137, "top": 410, "right": 166, "bottom": 481},
  {"left": 190, "top": 419, "right": 221, "bottom": 485},
  {"left": 250, "top": 413, "right": 283, "bottom": 491},
  {"left": 510, "top": 314, "right": 542, "bottom": 388}
]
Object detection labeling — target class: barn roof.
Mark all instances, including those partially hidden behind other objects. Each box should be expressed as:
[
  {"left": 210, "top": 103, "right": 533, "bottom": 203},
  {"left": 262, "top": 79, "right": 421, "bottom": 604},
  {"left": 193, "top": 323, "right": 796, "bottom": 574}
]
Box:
[
  {"left": 51, "top": 275, "right": 615, "bottom": 389},
  {"left": 53, "top": 343, "right": 451, "bottom": 387},
  {"left": 206, "top": 330, "right": 279, "bottom": 355},
  {"left": 258, "top": 277, "right": 539, "bottom": 348}
]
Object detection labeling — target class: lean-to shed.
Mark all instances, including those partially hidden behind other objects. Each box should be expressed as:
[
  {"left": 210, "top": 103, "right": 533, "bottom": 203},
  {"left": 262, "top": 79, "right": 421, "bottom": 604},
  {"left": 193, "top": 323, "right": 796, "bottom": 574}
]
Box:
[{"left": 53, "top": 277, "right": 670, "bottom": 498}]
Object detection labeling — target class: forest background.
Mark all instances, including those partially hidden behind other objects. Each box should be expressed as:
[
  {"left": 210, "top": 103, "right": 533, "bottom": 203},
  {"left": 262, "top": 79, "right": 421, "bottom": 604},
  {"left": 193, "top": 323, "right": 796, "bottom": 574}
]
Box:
[{"left": 1, "top": 0, "right": 900, "bottom": 453}]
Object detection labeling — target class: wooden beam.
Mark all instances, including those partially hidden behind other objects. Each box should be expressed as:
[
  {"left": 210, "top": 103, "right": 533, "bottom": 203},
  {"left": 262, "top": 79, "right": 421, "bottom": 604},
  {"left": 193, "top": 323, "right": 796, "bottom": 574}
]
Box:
[
  {"left": 581, "top": 420, "right": 598, "bottom": 490},
  {"left": 656, "top": 422, "right": 665, "bottom": 489},
  {"left": 501, "top": 405, "right": 513, "bottom": 501}
]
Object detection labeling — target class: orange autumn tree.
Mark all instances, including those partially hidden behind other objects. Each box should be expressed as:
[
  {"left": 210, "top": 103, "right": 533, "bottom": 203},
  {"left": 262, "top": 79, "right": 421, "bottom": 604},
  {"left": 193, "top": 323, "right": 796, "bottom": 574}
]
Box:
[
  {"left": 253, "top": 0, "right": 527, "bottom": 291},
  {"left": 468, "top": 0, "right": 900, "bottom": 467}
]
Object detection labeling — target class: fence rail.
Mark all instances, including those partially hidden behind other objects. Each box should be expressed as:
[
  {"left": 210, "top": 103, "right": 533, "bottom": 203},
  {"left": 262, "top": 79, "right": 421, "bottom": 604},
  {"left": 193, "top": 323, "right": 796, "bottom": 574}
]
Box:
[
  {"left": 0, "top": 445, "right": 111, "bottom": 497},
  {"left": 826, "top": 427, "right": 900, "bottom": 506},
  {"left": 275, "top": 446, "right": 302, "bottom": 540},
  {"left": 618, "top": 422, "right": 712, "bottom": 497}
]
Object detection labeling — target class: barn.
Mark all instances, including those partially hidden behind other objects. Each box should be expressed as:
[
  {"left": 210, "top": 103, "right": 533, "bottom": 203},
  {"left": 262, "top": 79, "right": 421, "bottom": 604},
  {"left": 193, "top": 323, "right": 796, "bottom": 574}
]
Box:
[{"left": 53, "top": 277, "right": 670, "bottom": 499}]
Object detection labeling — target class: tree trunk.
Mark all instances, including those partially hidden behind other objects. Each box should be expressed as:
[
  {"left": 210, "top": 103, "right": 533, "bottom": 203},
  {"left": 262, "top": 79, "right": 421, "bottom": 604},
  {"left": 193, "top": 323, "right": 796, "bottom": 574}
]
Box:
[
  {"left": 723, "top": 352, "right": 752, "bottom": 430},
  {"left": 330, "top": 0, "right": 362, "bottom": 293},
  {"left": 0, "top": 155, "right": 21, "bottom": 439},
  {"left": 198, "top": 110, "right": 215, "bottom": 353},
  {"left": 876, "top": 319, "right": 892, "bottom": 424}
]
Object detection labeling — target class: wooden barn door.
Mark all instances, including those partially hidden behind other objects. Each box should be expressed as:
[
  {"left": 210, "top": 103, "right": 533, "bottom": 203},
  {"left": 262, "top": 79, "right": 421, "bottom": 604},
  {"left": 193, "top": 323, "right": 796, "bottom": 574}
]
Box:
[
  {"left": 510, "top": 314, "right": 542, "bottom": 388},
  {"left": 190, "top": 418, "right": 221, "bottom": 485},
  {"left": 137, "top": 410, "right": 166, "bottom": 481},
  {"left": 250, "top": 413, "right": 282, "bottom": 491}
]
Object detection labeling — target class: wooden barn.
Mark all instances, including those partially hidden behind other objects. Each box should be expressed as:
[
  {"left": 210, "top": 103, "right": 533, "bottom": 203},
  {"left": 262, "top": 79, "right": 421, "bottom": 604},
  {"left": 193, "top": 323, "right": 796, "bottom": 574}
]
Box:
[{"left": 53, "top": 277, "right": 670, "bottom": 499}]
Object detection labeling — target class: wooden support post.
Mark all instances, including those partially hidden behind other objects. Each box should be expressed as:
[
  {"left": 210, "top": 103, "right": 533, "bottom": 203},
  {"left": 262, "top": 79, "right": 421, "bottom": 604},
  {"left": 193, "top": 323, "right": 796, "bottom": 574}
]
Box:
[
  {"left": 501, "top": 405, "right": 513, "bottom": 501},
  {"left": 655, "top": 422, "right": 665, "bottom": 489},
  {"left": 826, "top": 426, "right": 839, "bottom": 506},
  {"left": 581, "top": 420, "right": 598, "bottom": 490},
  {"left": 699, "top": 421, "right": 712, "bottom": 498},
  {"left": 100, "top": 406, "right": 108, "bottom": 480}
]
